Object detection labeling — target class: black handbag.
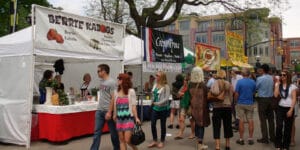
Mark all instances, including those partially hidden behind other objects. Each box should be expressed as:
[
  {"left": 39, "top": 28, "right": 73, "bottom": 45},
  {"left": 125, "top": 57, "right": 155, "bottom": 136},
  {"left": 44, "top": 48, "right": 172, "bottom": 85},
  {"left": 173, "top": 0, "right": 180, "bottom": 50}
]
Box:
[{"left": 130, "top": 124, "right": 145, "bottom": 145}]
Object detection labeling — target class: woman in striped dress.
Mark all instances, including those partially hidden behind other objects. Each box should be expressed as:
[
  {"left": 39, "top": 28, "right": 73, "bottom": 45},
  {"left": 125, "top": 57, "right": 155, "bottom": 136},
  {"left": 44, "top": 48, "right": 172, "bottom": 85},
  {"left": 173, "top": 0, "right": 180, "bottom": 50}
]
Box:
[{"left": 113, "top": 73, "right": 141, "bottom": 150}]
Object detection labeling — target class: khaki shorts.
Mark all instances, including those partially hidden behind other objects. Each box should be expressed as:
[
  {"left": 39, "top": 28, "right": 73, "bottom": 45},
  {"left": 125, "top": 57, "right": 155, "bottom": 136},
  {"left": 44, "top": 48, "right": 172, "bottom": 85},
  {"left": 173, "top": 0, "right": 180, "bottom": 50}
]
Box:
[
  {"left": 236, "top": 104, "right": 254, "bottom": 120},
  {"left": 170, "top": 100, "right": 180, "bottom": 109}
]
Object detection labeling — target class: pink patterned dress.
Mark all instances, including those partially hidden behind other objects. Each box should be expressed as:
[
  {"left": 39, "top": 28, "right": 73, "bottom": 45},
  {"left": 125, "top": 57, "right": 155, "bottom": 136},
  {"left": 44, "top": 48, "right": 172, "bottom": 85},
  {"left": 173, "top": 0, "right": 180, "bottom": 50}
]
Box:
[{"left": 116, "top": 96, "right": 135, "bottom": 131}]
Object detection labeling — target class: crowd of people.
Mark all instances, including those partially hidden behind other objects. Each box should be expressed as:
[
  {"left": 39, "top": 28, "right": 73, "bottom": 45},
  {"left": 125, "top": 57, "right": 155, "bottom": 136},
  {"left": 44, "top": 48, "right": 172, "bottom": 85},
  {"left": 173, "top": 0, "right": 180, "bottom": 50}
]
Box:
[{"left": 40, "top": 63, "right": 299, "bottom": 150}]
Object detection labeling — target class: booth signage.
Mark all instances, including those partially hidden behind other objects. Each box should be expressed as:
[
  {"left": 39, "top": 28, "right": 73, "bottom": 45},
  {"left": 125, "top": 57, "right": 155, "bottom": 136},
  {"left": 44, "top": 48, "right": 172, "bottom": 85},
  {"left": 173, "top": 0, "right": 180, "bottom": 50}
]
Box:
[
  {"left": 34, "top": 6, "right": 125, "bottom": 55},
  {"left": 142, "top": 27, "right": 184, "bottom": 63},
  {"left": 195, "top": 43, "right": 220, "bottom": 71},
  {"left": 226, "top": 31, "right": 245, "bottom": 62}
]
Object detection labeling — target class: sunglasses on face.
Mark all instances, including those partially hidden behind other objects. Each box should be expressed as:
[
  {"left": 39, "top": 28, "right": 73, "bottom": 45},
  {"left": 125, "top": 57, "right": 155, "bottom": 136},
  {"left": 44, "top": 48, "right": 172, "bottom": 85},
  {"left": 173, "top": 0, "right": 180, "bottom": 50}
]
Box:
[{"left": 280, "top": 74, "right": 287, "bottom": 77}]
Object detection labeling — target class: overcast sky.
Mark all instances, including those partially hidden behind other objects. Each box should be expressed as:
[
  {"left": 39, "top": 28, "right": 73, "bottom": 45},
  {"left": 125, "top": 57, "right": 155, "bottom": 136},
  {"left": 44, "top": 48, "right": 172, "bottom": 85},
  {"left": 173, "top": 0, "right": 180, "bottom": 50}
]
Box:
[{"left": 48, "top": 0, "right": 299, "bottom": 38}]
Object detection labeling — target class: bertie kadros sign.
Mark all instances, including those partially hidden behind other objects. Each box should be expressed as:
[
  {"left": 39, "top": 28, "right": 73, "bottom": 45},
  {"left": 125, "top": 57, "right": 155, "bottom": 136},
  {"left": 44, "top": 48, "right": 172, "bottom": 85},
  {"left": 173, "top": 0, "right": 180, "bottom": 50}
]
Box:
[{"left": 34, "top": 5, "right": 125, "bottom": 56}]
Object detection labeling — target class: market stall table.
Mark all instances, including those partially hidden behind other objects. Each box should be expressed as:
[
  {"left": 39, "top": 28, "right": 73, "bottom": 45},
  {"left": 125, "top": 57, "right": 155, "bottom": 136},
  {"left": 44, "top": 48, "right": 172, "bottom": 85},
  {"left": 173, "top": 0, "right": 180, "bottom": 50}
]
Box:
[
  {"left": 31, "top": 101, "right": 109, "bottom": 142},
  {"left": 136, "top": 100, "right": 152, "bottom": 121}
]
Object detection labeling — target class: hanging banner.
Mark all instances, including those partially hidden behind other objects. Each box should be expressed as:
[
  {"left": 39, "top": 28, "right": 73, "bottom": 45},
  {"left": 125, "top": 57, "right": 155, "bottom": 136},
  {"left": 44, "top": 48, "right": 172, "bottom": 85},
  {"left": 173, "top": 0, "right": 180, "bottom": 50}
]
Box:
[
  {"left": 34, "top": 5, "right": 125, "bottom": 56},
  {"left": 226, "top": 31, "right": 244, "bottom": 62},
  {"left": 142, "top": 27, "right": 184, "bottom": 63},
  {"left": 195, "top": 43, "right": 220, "bottom": 71}
]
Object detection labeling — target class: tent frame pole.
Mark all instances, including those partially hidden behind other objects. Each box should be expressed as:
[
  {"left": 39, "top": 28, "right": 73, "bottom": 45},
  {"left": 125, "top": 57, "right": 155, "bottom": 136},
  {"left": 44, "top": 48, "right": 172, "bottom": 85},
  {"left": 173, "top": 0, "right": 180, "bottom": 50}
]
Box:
[{"left": 139, "top": 26, "right": 144, "bottom": 123}]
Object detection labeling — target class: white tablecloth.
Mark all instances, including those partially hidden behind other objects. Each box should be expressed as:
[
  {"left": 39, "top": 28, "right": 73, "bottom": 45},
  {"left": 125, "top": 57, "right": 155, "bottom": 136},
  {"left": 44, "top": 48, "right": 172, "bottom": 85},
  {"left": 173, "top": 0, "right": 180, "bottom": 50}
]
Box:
[
  {"left": 32, "top": 101, "right": 98, "bottom": 114},
  {"left": 137, "top": 100, "right": 152, "bottom": 106}
]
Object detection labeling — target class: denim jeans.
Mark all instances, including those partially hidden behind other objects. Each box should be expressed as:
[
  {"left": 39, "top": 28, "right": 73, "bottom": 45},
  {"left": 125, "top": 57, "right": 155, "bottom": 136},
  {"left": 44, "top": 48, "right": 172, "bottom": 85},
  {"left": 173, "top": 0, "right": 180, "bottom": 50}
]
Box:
[
  {"left": 90, "top": 110, "right": 120, "bottom": 150},
  {"left": 151, "top": 109, "right": 169, "bottom": 142},
  {"left": 195, "top": 124, "right": 205, "bottom": 141}
]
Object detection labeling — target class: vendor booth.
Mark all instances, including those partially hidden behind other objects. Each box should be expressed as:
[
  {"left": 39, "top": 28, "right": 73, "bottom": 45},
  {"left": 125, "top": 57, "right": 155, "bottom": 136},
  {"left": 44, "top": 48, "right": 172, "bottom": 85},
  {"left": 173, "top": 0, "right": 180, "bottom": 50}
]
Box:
[{"left": 0, "top": 5, "right": 125, "bottom": 148}]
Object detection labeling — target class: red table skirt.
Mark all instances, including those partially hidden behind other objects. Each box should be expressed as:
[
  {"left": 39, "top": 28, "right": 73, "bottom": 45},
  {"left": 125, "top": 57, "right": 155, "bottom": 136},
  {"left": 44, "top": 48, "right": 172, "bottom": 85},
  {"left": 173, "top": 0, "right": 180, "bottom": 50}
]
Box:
[{"left": 31, "top": 110, "right": 109, "bottom": 142}]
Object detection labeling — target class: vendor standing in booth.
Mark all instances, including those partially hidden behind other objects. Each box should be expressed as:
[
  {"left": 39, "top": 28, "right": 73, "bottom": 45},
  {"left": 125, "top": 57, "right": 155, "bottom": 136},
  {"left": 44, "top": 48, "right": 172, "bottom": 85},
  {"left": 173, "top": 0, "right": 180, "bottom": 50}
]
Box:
[
  {"left": 81, "top": 73, "right": 91, "bottom": 100},
  {"left": 39, "top": 70, "right": 54, "bottom": 104},
  {"left": 90, "top": 64, "right": 120, "bottom": 150}
]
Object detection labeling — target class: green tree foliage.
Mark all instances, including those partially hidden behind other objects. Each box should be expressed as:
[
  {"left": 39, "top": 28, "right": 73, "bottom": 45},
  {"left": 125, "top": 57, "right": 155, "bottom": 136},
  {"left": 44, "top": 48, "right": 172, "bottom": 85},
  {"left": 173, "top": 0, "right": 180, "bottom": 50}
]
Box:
[{"left": 0, "top": 0, "right": 50, "bottom": 37}]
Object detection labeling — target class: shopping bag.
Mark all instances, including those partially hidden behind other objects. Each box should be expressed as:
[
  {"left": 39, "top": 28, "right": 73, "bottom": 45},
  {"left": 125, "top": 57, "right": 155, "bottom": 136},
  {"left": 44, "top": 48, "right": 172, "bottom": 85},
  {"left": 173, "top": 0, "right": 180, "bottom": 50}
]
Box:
[{"left": 130, "top": 124, "right": 145, "bottom": 145}]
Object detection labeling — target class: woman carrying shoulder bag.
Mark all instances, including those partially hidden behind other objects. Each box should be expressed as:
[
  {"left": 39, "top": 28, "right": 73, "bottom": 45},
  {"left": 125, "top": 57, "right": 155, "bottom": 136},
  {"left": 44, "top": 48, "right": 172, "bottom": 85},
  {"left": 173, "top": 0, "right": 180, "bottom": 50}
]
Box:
[
  {"left": 148, "top": 71, "right": 170, "bottom": 148},
  {"left": 211, "top": 69, "right": 233, "bottom": 150},
  {"left": 113, "top": 73, "right": 141, "bottom": 150}
]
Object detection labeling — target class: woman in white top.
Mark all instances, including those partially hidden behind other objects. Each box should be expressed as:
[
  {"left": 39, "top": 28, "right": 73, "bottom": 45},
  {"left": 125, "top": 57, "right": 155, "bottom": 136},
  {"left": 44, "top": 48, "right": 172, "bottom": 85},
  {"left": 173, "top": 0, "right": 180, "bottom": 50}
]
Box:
[{"left": 274, "top": 71, "right": 298, "bottom": 150}]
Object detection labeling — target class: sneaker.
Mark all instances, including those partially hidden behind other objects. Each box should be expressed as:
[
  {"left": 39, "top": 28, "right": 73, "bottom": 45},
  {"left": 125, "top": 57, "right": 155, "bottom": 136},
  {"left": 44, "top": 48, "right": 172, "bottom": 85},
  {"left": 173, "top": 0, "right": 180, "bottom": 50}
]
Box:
[
  {"left": 248, "top": 139, "right": 254, "bottom": 145},
  {"left": 236, "top": 139, "right": 245, "bottom": 145},
  {"left": 197, "top": 144, "right": 208, "bottom": 150},
  {"left": 167, "top": 124, "right": 173, "bottom": 129},
  {"left": 175, "top": 124, "right": 180, "bottom": 129},
  {"left": 257, "top": 138, "right": 269, "bottom": 144}
]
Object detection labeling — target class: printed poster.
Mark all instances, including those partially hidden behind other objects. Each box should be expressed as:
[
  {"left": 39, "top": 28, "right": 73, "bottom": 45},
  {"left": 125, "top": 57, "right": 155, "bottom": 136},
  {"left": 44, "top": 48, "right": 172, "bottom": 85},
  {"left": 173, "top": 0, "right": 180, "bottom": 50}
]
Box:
[{"left": 195, "top": 43, "right": 220, "bottom": 71}]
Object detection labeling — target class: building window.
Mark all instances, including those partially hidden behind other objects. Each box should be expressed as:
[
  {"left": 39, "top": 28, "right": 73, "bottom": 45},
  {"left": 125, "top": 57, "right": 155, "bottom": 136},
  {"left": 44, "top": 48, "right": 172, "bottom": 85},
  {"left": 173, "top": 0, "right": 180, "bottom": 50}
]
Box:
[
  {"left": 180, "top": 21, "right": 190, "bottom": 31},
  {"left": 182, "top": 34, "right": 190, "bottom": 48},
  {"left": 168, "top": 24, "right": 175, "bottom": 32},
  {"left": 247, "top": 49, "right": 252, "bottom": 57},
  {"left": 290, "top": 51, "right": 300, "bottom": 60},
  {"left": 253, "top": 46, "right": 257, "bottom": 56},
  {"left": 265, "top": 46, "right": 269, "bottom": 56},
  {"left": 212, "top": 34, "right": 224, "bottom": 43},
  {"left": 290, "top": 40, "right": 300, "bottom": 47},
  {"left": 231, "top": 19, "right": 242, "bottom": 30},
  {"left": 214, "top": 20, "right": 225, "bottom": 31},
  {"left": 264, "top": 31, "right": 269, "bottom": 39},
  {"left": 198, "top": 21, "right": 209, "bottom": 32},
  {"left": 259, "top": 47, "right": 263, "bottom": 56},
  {"left": 196, "top": 34, "right": 207, "bottom": 43}
]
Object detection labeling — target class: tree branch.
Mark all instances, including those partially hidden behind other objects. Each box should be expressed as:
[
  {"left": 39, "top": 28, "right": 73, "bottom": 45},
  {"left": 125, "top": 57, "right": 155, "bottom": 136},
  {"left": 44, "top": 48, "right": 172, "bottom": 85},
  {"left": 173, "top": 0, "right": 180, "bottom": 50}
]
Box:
[{"left": 100, "top": 0, "right": 107, "bottom": 20}]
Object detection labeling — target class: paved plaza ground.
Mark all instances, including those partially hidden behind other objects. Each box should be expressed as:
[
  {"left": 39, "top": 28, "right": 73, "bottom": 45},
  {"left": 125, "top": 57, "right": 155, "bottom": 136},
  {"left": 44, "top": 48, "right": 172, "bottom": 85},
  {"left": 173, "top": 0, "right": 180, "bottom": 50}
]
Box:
[{"left": 1, "top": 103, "right": 300, "bottom": 150}]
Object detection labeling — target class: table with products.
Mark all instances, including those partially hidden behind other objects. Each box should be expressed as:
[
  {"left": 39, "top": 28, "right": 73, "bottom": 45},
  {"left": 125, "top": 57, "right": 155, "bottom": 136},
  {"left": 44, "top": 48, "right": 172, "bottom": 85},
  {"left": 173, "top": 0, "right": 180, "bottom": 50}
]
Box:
[{"left": 31, "top": 101, "right": 109, "bottom": 142}]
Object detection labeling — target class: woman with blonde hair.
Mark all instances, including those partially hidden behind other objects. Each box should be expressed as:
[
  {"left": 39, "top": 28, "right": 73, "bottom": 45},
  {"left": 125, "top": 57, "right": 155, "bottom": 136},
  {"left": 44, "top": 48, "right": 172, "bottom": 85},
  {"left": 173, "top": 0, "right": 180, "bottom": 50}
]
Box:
[
  {"left": 211, "top": 69, "right": 233, "bottom": 150},
  {"left": 113, "top": 73, "right": 140, "bottom": 150},
  {"left": 148, "top": 71, "right": 170, "bottom": 148},
  {"left": 189, "top": 67, "right": 210, "bottom": 150}
]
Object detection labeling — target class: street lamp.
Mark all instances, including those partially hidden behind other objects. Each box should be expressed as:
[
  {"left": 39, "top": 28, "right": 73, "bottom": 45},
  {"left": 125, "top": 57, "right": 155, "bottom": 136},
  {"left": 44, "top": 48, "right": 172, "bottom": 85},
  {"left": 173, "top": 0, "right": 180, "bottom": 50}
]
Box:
[{"left": 255, "top": 55, "right": 261, "bottom": 68}]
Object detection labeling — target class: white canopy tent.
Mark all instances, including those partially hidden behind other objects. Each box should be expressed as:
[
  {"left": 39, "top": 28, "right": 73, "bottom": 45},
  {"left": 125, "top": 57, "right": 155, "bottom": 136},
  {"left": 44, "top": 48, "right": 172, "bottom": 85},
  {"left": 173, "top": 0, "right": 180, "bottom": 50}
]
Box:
[{"left": 0, "top": 26, "right": 123, "bottom": 148}]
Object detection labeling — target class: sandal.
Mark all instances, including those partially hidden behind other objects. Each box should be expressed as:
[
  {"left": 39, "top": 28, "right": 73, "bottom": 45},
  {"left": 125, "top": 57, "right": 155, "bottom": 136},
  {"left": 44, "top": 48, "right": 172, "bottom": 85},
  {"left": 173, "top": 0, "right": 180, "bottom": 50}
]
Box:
[
  {"left": 147, "top": 142, "right": 157, "bottom": 148},
  {"left": 188, "top": 136, "right": 195, "bottom": 139},
  {"left": 157, "top": 142, "right": 164, "bottom": 148}
]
